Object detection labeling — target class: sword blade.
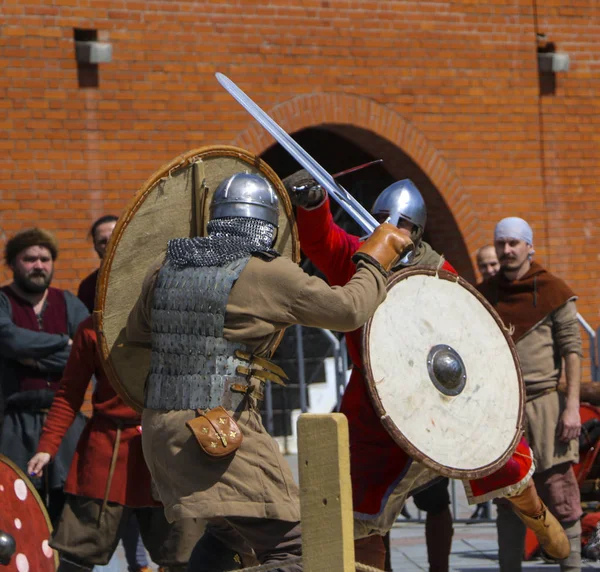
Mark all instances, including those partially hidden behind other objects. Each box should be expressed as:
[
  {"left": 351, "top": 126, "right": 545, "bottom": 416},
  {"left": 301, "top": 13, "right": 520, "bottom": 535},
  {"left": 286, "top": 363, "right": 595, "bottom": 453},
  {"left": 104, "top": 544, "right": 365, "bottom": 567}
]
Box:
[{"left": 216, "top": 73, "right": 378, "bottom": 233}]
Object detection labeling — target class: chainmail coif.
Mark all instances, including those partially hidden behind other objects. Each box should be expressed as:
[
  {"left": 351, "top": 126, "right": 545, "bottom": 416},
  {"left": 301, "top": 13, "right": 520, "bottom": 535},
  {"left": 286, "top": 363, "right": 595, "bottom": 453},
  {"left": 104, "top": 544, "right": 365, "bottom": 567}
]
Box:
[{"left": 167, "top": 217, "right": 279, "bottom": 268}]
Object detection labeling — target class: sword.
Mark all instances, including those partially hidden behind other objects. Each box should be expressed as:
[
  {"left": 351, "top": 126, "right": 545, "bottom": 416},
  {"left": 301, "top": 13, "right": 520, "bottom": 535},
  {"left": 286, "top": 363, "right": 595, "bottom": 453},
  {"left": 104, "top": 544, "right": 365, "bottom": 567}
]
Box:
[{"left": 216, "top": 73, "right": 379, "bottom": 234}]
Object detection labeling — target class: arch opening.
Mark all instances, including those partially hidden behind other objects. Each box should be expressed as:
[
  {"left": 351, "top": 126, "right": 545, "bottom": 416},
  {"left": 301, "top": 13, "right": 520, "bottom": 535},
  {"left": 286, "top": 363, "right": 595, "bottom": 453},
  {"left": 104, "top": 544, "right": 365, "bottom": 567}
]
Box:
[
  {"left": 257, "top": 125, "right": 477, "bottom": 440},
  {"left": 261, "top": 124, "right": 475, "bottom": 282}
]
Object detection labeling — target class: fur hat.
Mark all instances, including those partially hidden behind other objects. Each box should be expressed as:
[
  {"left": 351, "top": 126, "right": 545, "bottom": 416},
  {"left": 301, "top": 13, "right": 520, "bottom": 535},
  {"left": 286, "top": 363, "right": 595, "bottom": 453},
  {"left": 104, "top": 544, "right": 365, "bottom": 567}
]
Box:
[{"left": 4, "top": 228, "right": 59, "bottom": 266}]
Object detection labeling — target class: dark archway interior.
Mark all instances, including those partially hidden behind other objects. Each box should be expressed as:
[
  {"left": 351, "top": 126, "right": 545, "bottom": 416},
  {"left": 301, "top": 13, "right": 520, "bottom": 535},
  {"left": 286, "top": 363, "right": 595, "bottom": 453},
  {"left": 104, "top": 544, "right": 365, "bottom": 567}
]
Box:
[
  {"left": 262, "top": 125, "right": 475, "bottom": 282},
  {"left": 259, "top": 125, "right": 475, "bottom": 437}
]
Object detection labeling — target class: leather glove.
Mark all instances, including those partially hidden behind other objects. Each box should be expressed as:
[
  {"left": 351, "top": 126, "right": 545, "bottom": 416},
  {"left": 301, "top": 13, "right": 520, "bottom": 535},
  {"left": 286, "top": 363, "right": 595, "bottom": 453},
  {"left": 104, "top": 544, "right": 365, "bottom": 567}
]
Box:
[
  {"left": 282, "top": 169, "right": 326, "bottom": 208},
  {"left": 352, "top": 223, "right": 414, "bottom": 275}
]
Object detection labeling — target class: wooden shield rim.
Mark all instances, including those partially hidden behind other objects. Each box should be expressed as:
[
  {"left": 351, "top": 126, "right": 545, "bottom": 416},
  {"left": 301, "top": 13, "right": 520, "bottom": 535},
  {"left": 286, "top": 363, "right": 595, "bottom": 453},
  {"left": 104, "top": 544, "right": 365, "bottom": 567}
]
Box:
[
  {"left": 95, "top": 145, "right": 300, "bottom": 412},
  {"left": 0, "top": 454, "right": 59, "bottom": 569},
  {"left": 362, "top": 266, "right": 525, "bottom": 480}
]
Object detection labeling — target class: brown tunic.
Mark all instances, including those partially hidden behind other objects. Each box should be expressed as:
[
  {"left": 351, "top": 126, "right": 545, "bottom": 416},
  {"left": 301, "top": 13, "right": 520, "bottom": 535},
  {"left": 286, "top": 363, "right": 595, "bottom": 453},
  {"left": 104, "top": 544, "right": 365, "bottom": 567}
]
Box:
[
  {"left": 518, "top": 300, "right": 582, "bottom": 472},
  {"left": 127, "top": 254, "right": 387, "bottom": 523}
]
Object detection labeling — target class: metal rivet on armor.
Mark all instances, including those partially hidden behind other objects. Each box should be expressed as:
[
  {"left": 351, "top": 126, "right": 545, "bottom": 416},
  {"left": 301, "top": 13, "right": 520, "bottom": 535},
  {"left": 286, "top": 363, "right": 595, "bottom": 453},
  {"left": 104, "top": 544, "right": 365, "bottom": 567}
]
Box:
[{"left": 209, "top": 442, "right": 218, "bottom": 448}]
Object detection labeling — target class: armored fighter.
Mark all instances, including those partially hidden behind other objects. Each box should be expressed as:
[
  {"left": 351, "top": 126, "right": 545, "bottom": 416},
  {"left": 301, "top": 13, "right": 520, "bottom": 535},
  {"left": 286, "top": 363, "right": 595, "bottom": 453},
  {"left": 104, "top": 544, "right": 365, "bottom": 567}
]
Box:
[
  {"left": 284, "top": 172, "right": 571, "bottom": 569},
  {"left": 126, "top": 171, "right": 414, "bottom": 571}
]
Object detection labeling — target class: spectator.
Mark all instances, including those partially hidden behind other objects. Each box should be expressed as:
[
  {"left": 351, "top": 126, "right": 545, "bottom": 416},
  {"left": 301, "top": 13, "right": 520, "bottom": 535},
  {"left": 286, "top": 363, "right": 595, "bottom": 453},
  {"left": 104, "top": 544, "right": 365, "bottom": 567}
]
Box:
[
  {"left": 0, "top": 228, "right": 88, "bottom": 524},
  {"left": 468, "top": 243, "right": 501, "bottom": 522},
  {"left": 478, "top": 216, "right": 583, "bottom": 571},
  {"left": 476, "top": 244, "right": 500, "bottom": 282},
  {"left": 79, "top": 214, "right": 153, "bottom": 572},
  {"left": 28, "top": 316, "right": 202, "bottom": 572},
  {"left": 77, "top": 214, "right": 118, "bottom": 313}
]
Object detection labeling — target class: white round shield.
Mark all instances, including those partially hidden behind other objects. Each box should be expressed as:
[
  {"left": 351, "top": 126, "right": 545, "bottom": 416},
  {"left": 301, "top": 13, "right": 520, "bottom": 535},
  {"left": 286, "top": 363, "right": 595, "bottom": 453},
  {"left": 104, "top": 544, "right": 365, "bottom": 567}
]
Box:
[{"left": 363, "top": 267, "right": 524, "bottom": 479}]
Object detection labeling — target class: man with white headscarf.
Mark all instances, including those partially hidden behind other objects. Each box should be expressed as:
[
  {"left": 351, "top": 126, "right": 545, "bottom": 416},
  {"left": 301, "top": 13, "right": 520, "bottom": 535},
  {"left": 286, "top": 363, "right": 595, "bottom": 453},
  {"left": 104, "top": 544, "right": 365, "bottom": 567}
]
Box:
[{"left": 478, "top": 217, "right": 583, "bottom": 571}]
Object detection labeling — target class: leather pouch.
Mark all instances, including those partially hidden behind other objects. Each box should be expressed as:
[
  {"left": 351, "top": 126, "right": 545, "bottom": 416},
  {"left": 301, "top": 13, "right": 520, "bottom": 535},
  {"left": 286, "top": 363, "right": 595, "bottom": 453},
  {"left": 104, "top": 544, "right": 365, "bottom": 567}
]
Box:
[{"left": 186, "top": 406, "right": 243, "bottom": 458}]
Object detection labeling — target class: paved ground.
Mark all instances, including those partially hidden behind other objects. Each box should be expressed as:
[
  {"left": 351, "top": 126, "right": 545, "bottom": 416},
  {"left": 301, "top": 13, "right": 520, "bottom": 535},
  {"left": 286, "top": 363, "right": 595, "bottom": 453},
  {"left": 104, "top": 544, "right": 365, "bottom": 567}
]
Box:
[
  {"left": 100, "top": 523, "right": 600, "bottom": 571},
  {"left": 98, "top": 519, "right": 600, "bottom": 571},
  {"left": 389, "top": 521, "right": 600, "bottom": 571},
  {"left": 96, "top": 455, "right": 600, "bottom": 571}
]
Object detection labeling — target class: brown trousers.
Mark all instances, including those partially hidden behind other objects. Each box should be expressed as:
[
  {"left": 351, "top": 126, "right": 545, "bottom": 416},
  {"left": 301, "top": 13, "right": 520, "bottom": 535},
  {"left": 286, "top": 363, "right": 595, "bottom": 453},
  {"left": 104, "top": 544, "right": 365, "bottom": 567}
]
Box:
[
  {"left": 51, "top": 495, "right": 203, "bottom": 568},
  {"left": 204, "top": 517, "right": 302, "bottom": 572}
]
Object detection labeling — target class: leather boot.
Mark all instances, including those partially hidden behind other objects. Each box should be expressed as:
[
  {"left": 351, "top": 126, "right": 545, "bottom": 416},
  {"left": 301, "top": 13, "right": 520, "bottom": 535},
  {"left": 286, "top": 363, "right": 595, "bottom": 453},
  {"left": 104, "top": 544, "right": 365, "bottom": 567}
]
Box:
[
  {"left": 355, "top": 535, "right": 386, "bottom": 571},
  {"left": 507, "top": 479, "right": 570, "bottom": 561},
  {"left": 426, "top": 507, "right": 453, "bottom": 572},
  {"left": 512, "top": 501, "right": 570, "bottom": 561}
]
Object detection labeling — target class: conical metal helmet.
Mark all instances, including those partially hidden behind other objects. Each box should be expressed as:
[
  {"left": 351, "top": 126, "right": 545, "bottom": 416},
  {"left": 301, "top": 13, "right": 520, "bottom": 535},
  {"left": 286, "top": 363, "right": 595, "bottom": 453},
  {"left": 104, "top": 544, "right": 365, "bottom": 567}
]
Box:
[
  {"left": 210, "top": 172, "right": 279, "bottom": 226},
  {"left": 371, "top": 179, "right": 427, "bottom": 244}
]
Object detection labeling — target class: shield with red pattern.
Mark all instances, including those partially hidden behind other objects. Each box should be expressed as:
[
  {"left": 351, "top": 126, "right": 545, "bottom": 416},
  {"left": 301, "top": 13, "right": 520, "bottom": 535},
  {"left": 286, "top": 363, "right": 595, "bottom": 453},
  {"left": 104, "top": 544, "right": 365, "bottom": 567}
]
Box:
[{"left": 0, "top": 455, "right": 58, "bottom": 571}]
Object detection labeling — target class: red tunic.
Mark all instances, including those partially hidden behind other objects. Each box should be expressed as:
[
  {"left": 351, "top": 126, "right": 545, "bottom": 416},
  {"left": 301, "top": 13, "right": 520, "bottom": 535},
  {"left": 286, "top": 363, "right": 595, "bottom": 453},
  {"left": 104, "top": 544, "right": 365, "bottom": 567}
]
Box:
[
  {"left": 296, "top": 198, "right": 533, "bottom": 516},
  {"left": 77, "top": 268, "right": 98, "bottom": 314},
  {"left": 37, "top": 316, "right": 159, "bottom": 507},
  {"left": 76, "top": 269, "right": 100, "bottom": 417}
]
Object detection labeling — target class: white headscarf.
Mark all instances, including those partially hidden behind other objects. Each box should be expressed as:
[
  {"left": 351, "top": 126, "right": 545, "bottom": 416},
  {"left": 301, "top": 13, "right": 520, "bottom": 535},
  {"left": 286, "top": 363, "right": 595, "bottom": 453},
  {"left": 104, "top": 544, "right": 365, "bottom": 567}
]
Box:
[{"left": 494, "top": 217, "right": 533, "bottom": 245}]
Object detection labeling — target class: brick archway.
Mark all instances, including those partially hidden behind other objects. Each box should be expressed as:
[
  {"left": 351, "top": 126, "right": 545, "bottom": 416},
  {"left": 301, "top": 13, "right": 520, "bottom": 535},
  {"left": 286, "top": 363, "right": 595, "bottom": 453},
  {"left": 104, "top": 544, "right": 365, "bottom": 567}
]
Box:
[{"left": 232, "top": 92, "right": 482, "bottom": 262}]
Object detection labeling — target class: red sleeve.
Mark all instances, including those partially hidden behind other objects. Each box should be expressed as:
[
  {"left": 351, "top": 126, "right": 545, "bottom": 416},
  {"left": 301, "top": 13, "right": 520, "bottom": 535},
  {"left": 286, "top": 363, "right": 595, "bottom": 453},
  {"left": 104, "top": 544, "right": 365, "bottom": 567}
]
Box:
[
  {"left": 295, "top": 197, "right": 361, "bottom": 287},
  {"left": 442, "top": 260, "right": 457, "bottom": 275},
  {"left": 37, "top": 318, "right": 95, "bottom": 457}
]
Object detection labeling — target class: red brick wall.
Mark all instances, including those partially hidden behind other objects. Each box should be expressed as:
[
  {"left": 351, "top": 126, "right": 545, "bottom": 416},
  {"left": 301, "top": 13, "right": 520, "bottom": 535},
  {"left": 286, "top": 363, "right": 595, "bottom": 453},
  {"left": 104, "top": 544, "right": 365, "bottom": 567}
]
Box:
[{"left": 1, "top": 1, "right": 599, "bottom": 371}]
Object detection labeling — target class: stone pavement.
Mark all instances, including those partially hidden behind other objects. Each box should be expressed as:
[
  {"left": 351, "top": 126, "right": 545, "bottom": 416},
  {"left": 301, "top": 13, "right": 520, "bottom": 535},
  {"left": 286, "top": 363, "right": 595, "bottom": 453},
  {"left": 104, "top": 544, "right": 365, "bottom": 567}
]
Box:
[
  {"left": 100, "top": 521, "right": 600, "bottom": 571},
  {"left": 96, "top": 454, "right": 600, "bottom": 571},
  {"left": 389, "top": 521, "right": 600, "bottom": 571},
  {"left": 391, "top": 480, "right": 600, "bottom": 571}
]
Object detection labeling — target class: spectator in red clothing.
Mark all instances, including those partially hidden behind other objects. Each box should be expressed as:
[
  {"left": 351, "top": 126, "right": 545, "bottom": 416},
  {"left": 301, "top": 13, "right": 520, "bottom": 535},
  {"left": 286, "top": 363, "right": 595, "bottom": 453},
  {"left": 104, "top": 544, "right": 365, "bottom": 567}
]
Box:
[
  {"left": 77, "top": 215, "right": 118, "bottom": 313},
  {"left": 27, "top": 316, "right": 203, "bottom": 572},
  {"left": 77, "top": 214, "right": 153, "bottom": 572}
]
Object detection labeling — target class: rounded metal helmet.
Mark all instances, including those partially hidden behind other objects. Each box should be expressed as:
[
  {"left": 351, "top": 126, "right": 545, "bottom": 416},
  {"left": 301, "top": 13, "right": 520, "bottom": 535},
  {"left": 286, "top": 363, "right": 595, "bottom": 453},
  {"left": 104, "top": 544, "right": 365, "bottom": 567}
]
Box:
[
  {"left": 210, "top": 172, "right": 279, "bottom": 227},
  {"left": 371, "top": 179, "right": 427, "bottom": 244}
]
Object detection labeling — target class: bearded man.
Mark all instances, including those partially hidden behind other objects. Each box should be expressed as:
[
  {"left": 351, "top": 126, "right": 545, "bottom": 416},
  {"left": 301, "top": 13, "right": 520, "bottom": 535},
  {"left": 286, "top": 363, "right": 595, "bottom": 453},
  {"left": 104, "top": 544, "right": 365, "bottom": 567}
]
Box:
[
  {"left": 126, "top": 172, "right": 413, "bottom": 571},
  {"left": 0, "top": 228, "right": 89, "bottom": 523},
  {"left": 478, "top": 217, "right": 583, "bottom": 571},
  {"left": 283, "top": 173, "right": 570, "bottom": 570}
]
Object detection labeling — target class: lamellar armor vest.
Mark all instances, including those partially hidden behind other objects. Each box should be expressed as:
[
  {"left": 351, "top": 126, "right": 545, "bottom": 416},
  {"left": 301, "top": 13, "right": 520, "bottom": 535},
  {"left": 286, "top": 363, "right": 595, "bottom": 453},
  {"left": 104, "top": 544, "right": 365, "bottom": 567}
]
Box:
[{"left": 145, "top": 256, "right": 251, "bottom": 411}]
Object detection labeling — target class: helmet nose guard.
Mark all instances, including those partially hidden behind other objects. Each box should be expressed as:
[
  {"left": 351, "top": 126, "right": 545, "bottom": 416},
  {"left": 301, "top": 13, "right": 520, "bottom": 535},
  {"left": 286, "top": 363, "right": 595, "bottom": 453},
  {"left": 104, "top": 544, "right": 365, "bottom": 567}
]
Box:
[
  {"left": 371, "top": 179, "right": 426, "bottom": 244},
  {"left": 210, "top": 173, "right": 279, "bottom": 227}
]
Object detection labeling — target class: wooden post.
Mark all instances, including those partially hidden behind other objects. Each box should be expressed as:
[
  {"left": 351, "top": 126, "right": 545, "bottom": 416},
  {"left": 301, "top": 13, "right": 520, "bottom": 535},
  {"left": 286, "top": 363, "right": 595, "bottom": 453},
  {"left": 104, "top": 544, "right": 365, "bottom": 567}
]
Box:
[{"left": 297, "top": 413, "right": 355, "bottom": 571}]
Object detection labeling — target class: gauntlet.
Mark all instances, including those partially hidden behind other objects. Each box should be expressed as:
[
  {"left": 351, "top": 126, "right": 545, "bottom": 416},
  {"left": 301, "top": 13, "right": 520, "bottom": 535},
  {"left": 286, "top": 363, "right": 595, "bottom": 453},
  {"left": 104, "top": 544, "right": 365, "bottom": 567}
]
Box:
[
  {"left": 352, "top": 223, "right": 414, "bottom": 275},
  {"left": 282, "top": 169, "right": 326, "bottom": 208}
]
